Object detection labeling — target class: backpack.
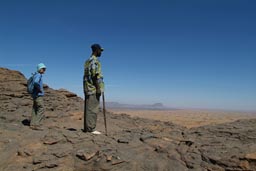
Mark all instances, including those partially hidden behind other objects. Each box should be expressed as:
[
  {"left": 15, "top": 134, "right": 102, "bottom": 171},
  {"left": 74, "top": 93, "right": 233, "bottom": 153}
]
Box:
[{"left": 27, "top": 73, "right": 36, "bottom": 94}]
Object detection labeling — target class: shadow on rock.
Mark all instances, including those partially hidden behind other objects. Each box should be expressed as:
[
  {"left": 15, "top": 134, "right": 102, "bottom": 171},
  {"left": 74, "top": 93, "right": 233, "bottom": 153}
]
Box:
[
  {"left": 66, "top": 128, "right": 77, "bottom": 131},
  {"left": 22, "top": 119, "right": 30, "bottom": 126}
]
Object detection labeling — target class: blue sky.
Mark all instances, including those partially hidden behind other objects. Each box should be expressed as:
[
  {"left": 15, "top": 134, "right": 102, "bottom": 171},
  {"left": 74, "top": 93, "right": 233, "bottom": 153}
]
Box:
[{"left": 0, "top": 0, "right": 255, "bottom": 111}]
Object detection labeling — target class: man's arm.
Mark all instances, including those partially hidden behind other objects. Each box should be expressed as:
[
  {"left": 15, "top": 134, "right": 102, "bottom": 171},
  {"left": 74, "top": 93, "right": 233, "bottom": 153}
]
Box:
[
  {"left": 90, "top": 59, "right": 102, "bottom": 94},
  {"left": 92, "top": 74, "right": 101, "bottom": 94}
]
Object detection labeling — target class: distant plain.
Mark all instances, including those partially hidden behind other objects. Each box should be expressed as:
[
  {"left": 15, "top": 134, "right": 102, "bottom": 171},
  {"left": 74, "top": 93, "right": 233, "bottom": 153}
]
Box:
[{"left": 109, "top": 109, "right": 256, "bottom": 128}]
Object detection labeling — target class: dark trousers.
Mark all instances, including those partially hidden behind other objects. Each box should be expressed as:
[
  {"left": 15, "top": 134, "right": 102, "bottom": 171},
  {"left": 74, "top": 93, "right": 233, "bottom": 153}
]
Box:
[
  {"left": 31, "top": 96, "right": 44, "bottom": 126},
  {"left": 84, "top": 94, "right": 100, "bottom": 132}
]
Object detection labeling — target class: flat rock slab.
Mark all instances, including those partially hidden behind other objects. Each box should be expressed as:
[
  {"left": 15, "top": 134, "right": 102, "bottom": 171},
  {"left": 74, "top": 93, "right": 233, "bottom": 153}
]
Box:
[{"left": 1, "top": 68, "right": 256, "bottom": 171}]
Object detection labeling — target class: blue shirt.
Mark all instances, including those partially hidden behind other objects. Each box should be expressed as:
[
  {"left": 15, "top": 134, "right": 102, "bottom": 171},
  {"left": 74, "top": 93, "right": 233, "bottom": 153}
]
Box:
[{"left": 32, "top": 72, "right": 44, "bottom": 99}]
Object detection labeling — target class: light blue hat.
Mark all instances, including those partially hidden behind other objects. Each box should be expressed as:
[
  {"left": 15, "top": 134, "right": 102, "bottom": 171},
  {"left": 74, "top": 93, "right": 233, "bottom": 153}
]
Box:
[{"left": 37, "top": 63, "right": 46, "bottom": 71}]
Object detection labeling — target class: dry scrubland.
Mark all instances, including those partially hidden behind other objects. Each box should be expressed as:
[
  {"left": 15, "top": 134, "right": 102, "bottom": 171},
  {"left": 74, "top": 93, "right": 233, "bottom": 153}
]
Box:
[{"left": 109, "top": 109, "right": 256, "bottom": 128}]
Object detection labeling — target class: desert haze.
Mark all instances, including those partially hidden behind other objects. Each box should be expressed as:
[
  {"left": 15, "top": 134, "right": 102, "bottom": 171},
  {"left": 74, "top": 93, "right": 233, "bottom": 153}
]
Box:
[{"left": 109, "top": 108, "right": 256, "bottom": 128}]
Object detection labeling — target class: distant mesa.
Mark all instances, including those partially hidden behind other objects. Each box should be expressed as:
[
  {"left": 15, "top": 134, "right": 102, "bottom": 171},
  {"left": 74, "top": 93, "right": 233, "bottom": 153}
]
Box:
[
  {"left": 151, "top": 103, "right": 164, "bottom": 108},
  {"left": 105, "top": 102, "right": 174, "bottom": 110}
]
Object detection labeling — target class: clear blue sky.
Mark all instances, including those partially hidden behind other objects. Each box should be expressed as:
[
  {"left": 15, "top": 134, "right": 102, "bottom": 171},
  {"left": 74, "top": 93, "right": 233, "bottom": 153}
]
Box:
[{"left": 0, "top": 0, "right": 255, "bottom": 111}]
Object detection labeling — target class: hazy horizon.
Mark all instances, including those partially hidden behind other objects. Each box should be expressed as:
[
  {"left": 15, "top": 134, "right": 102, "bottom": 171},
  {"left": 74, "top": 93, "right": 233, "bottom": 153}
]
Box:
[{"left": 1, "top": 1, "right": 255, "bottom": 111}]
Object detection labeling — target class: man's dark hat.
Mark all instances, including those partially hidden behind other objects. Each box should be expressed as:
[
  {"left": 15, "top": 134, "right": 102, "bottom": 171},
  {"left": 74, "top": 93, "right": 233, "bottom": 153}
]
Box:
[{"left": 91, "top": 44, "right": 104, "bottom": 52}]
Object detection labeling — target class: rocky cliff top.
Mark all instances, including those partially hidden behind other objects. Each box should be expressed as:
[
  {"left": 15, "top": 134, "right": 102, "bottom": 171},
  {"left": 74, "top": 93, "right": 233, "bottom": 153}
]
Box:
[
  {"left": 0, "top": 67, "right": 83, "bottom": 119},
  {"left": 1, "top": 67, "right": 256, "bottom": 171}
]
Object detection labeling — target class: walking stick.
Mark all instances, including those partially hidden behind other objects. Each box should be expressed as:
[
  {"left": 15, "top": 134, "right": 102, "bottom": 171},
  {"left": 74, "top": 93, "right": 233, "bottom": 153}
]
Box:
[{"left": 102, "top": 92, "right": 107, "bottom": 136}]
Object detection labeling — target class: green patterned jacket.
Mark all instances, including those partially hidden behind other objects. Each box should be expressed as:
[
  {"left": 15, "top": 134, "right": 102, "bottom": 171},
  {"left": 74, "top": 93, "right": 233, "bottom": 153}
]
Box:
[{"left": 83, "top": 55, "right": 104, "bottom": 95}]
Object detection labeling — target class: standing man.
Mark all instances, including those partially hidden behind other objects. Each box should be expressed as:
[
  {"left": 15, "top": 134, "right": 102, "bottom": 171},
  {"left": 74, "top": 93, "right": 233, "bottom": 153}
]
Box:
[
  {"left": 83, "top": 44, "right": 104, "bottom": 134},
  {"left": 30, "top": 63, "right": 47, "bottom": 130}
]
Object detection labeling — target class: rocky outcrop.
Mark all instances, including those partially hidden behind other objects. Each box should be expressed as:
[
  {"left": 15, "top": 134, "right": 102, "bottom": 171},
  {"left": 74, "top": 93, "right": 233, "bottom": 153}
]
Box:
[
  {"left": 0, "top": 67, "right": 83, "bottom": 122},
  {"left": 1, "top": 67, "right": 256, "bottom": 171}
]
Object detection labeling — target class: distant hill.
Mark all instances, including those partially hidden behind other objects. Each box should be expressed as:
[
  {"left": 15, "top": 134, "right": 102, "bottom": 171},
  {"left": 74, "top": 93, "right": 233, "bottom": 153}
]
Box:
[{"left": 105, "top": 102, "right": 176, "bottom": 110}]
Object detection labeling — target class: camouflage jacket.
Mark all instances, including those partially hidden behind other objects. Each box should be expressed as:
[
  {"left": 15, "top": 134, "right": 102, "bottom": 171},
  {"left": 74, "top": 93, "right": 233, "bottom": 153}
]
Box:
[{"left": 83, "top": 55, "right": 104, "bottom": 95}]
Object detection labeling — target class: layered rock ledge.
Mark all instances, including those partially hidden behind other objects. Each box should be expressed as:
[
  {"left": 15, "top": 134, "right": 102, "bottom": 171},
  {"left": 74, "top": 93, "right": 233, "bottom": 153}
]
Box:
[{"left": 1, "top": 67, "right": 256, "bottom": 171}]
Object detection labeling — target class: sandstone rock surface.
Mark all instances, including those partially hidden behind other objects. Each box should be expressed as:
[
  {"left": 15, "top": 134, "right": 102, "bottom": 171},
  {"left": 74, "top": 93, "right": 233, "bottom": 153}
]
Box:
[{"left": 1, "top": 67, "right": 256, "bottom": 171}]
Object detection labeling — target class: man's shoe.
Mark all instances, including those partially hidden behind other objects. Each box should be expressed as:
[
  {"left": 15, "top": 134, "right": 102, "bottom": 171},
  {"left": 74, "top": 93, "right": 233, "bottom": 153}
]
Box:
[{"left": 91, "top": 130, "right": 101, "bottom": 135}]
